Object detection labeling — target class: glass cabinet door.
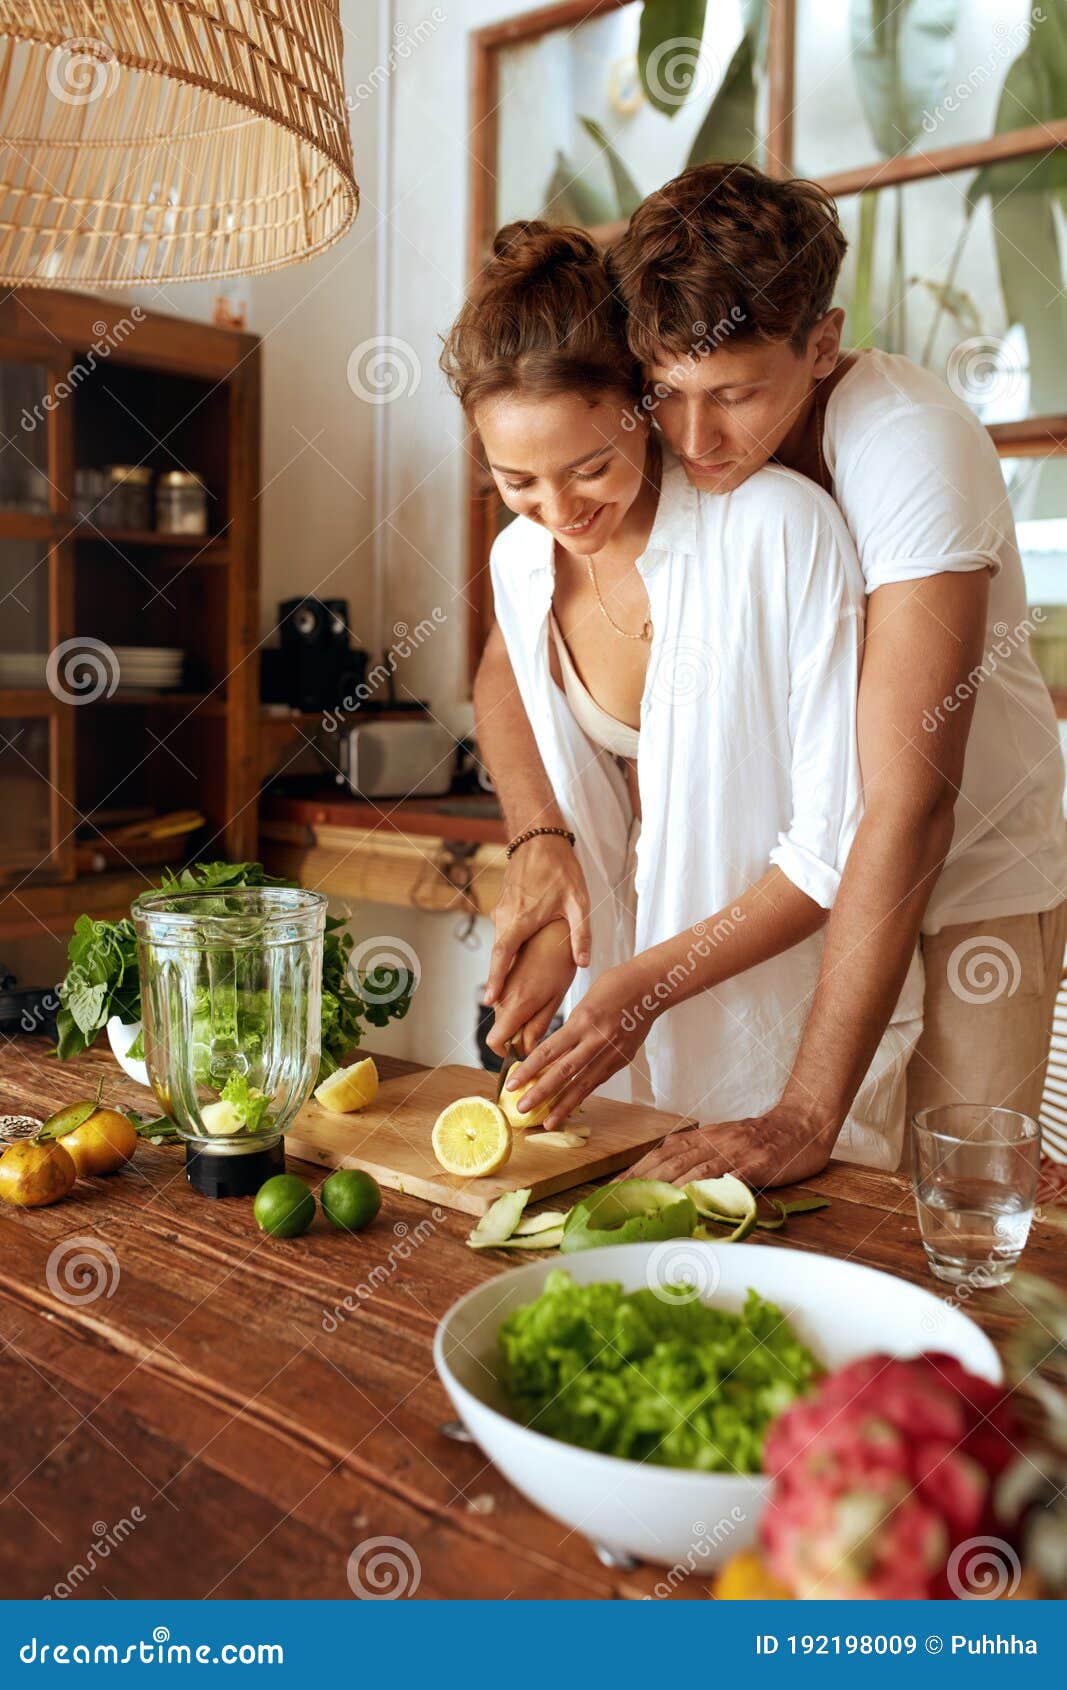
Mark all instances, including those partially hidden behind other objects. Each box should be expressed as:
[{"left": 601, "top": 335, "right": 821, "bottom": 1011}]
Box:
[
  {"left": 0, "top": 541, "right": 50, "bottom": 686},
  {"left": 0, "top": 361, "right": 51, "bottom": 514},
  {"left": 0, "top": 715, "right": 54, "bottom": 879}
]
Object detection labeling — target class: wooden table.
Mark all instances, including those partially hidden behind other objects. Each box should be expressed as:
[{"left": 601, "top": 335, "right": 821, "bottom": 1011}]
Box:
[{"left": 0, "top": 1038, "right": 1060, "bottom": 1601}]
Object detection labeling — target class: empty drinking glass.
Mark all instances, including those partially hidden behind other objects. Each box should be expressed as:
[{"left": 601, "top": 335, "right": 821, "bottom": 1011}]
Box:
[{"left": 912, "top": 1105, "right": 1040, "bottom": 1287}]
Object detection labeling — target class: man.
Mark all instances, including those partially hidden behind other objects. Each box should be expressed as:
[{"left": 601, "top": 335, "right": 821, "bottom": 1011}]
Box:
[{"left": 477, "top": 162, "right": 1067, "bottom": 1186}]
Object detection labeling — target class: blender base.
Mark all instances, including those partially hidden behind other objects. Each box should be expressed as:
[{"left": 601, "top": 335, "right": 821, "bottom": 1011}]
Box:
[{"left": 186, "top": 1139, "right": 285, "bottom": 1199}]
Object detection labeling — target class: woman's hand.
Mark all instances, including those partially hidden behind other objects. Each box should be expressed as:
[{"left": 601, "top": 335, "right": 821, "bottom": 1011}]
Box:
[
  {"left": 504, "top": 962, "right": 655, "bottom": 1128},
  {"left": 487, "top": 918, "right": 576, "bottom": 1057},
  {"left": 484, "top": 835, "right": 591, "bottom": 1007}
]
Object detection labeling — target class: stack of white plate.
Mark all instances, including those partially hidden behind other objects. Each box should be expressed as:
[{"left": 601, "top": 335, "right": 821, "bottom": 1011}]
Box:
[
  {"left": 111, "top": 646, "right": 185, "bottom": 690},
  {"left": 0, "top": 652, "right": 47, "bottom": 687}
]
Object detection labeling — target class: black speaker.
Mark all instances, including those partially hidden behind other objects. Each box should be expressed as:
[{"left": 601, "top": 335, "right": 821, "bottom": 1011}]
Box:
[
  {"left": 277, "top": 598, "right": 363, "bottom": 712},
  {"left": 280, "top": 597, "right": 350, "bottom": 652}
]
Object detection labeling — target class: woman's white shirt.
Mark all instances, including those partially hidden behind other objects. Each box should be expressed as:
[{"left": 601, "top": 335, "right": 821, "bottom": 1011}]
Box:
[{"left": 490, "top": 448, "right": 924, "bottom": 1169}]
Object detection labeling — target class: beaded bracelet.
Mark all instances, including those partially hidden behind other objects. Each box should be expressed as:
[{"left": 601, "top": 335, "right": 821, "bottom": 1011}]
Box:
[{"left": 505, "top": 825, "right": 577, "bottom": 861}]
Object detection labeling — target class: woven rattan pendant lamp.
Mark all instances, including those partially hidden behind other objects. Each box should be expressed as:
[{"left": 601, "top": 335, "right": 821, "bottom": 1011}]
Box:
[{"left": 0, "top": 1, "right": 359, "bottom": 287}]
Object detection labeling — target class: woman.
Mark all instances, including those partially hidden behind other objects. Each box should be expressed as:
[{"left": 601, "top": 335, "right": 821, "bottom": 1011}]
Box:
[{"left": 441, "top": 221, "right": 922, "bottom": 1168}]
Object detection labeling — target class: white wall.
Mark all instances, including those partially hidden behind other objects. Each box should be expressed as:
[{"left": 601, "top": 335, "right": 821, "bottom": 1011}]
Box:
[{"left": 94, "top": 0, "right": 498, "bottom": 1064}]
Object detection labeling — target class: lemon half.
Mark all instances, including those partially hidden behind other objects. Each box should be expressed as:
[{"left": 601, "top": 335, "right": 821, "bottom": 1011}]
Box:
[
  {"left": 315, "top": 1056, "right": 379, "bottom": 1113},
  {"left": 432, "top": 1097, "right": 512, "bottom": 1178}
]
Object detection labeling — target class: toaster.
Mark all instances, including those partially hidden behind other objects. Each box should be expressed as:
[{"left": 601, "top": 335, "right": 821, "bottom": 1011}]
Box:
[{"left": 340, "top": 718, "right": 456, "bottom": 799}]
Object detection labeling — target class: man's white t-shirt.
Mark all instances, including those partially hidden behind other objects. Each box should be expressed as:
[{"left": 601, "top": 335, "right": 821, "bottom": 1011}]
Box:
[{"left": 824, "top": 350, "right": 1067, "bottom": 933}]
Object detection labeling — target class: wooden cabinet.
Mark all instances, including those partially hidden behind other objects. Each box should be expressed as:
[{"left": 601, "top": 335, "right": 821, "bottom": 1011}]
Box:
[{"left": 0, "top": 290, "right": 260, "bottom": 937}]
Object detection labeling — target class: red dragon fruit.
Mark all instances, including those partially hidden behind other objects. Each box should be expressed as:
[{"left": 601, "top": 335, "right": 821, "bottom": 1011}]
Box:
[{"left": 759, "top": 1354, "right": 1019, "bottom": 1599}]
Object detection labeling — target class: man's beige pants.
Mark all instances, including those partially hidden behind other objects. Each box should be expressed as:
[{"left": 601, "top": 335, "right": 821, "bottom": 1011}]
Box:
[{"left": 905, "top": 902, "right": 1067, "bottom": 1124}]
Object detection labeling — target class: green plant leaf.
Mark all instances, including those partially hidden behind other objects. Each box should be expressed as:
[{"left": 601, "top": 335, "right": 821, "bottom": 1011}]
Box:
[
  {"left": 540, "top": 149, "right": 616, "bottom": 227},
  {"left": 849, "top": 0, "right": 959, "bottom": 158},
  {"left": 965, "top": 10, "right": 1067, "bottom": 516},
  {"left": 579, "top": 116, "right": 642, "bottom": 218},
  {"left": 638, "top": 0, "right": 709, "bottom": 117},
  {"left": 685, "top": 33, "right": 758, "bottom": 167}
]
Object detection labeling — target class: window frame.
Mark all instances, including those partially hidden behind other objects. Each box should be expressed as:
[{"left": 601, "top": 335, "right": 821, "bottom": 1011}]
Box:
[{"left": 465, "top": 0, "right": 1067, "bottom": 677}]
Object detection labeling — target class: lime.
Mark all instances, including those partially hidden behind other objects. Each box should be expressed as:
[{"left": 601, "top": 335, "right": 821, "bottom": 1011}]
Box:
[
  {"left": 321, "top": 1167, "right": 382, "bottom": 1233},
  {"left": 253, "top": 1173, "right": 316, "bottom": 1238}
]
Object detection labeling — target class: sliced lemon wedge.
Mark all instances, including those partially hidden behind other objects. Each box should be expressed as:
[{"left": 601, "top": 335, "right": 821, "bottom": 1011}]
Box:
[
  {"left": 432, "top": 1097, "right": 512, "bottom": 1178},
  {"left": 314, "top": 1056, "right": 379, "bottom": 1113}
]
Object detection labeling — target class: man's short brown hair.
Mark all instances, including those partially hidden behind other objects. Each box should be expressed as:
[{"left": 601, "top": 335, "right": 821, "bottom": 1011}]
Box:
[{"left": 609, "top": 162, "right": 848, "bottom": 361}]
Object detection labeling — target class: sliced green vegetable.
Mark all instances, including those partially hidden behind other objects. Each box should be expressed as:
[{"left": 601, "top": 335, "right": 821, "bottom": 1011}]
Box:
[
  {"left": 467, "top": 1188, "right": 531, "bottom": 1249},
  {"left": 684, "top": 1174, "right": 759, "bottom": 1240},
  {"left": 776, "top": 1196, "right": 831, "bottom": 1218},
  {"left": 514, "top": 1210, "right": 569, "bottom": 1236},
  {"left": 126, "top": 1111, "right": 181, "bottom": 1143},
  {"left": 560, "top": 1178, "right": 696, "bottom": 1255},
  {"left": 489, "top": 1227, "right": 566, "bottom": 1251}
]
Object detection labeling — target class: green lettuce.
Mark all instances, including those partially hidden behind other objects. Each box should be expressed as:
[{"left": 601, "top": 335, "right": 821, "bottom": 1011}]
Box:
[
  {"left": 496, "top": 1270, "right": 821, "bottom": 1473},
  {"left": 218, "top": 1072, "right": 273, "bottom": 1134}
]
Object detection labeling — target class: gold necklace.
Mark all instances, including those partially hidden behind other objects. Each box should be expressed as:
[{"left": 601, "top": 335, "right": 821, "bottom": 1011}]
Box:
[
  {"left": 584, "top": 436, "right": 658, "bottom": 642},
  {"left": 586, "top": 555, "right": 653, "bottom": 642}
]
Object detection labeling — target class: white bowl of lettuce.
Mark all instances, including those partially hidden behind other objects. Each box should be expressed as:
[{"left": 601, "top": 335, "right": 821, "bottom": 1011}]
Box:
[{"left": 434, "top": 1244, "right": 1001, "bottom": 1571}]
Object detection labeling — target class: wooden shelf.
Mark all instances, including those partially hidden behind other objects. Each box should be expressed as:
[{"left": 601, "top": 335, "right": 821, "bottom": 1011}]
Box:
[
  {"left": 0, "top": 688, "right": 59, "bottom": 716},
  {"left": 0, "top": 868, "right": 152, "bottom": 939},
  {"left": 262, "top": 789, "right": 506, "bottom": 846},
  {"left": 1, "top": 688, "right": 225, "bottom": 714},
  {"left": 0, "top": 286, "right": 261, "bottom": 938},
  {"left": 73, "top": 525, "right": 228, "bottom": 560}
]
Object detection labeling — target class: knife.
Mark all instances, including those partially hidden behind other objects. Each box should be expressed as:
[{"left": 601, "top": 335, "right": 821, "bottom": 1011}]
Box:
[{"left": 495, "top": 1037, "right": 523, "bottom": 1103}]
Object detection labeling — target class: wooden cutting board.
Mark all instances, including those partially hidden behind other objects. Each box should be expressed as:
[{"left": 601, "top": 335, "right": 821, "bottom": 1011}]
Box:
[{"left": 284, "top": 1063, "right": 686, "bottom": 1217}]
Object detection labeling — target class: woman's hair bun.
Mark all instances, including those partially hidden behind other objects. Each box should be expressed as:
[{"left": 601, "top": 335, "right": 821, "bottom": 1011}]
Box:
[
  {"left": 492, "top": 219, "right": 548, "bottom": 258},
  {"left": 489, "top": 219, "right": 599, "bottom": 281}
]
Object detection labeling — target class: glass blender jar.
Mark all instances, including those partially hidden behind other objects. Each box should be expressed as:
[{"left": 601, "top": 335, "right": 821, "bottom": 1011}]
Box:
[{"left": 132, "top": 887, "right": 326, "bottom": 1198}]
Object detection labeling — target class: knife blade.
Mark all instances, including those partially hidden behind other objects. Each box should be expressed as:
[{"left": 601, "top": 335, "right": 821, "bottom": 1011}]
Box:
[{"left": 495, "top": 1037, "right": 523, "bottom": 1103}]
